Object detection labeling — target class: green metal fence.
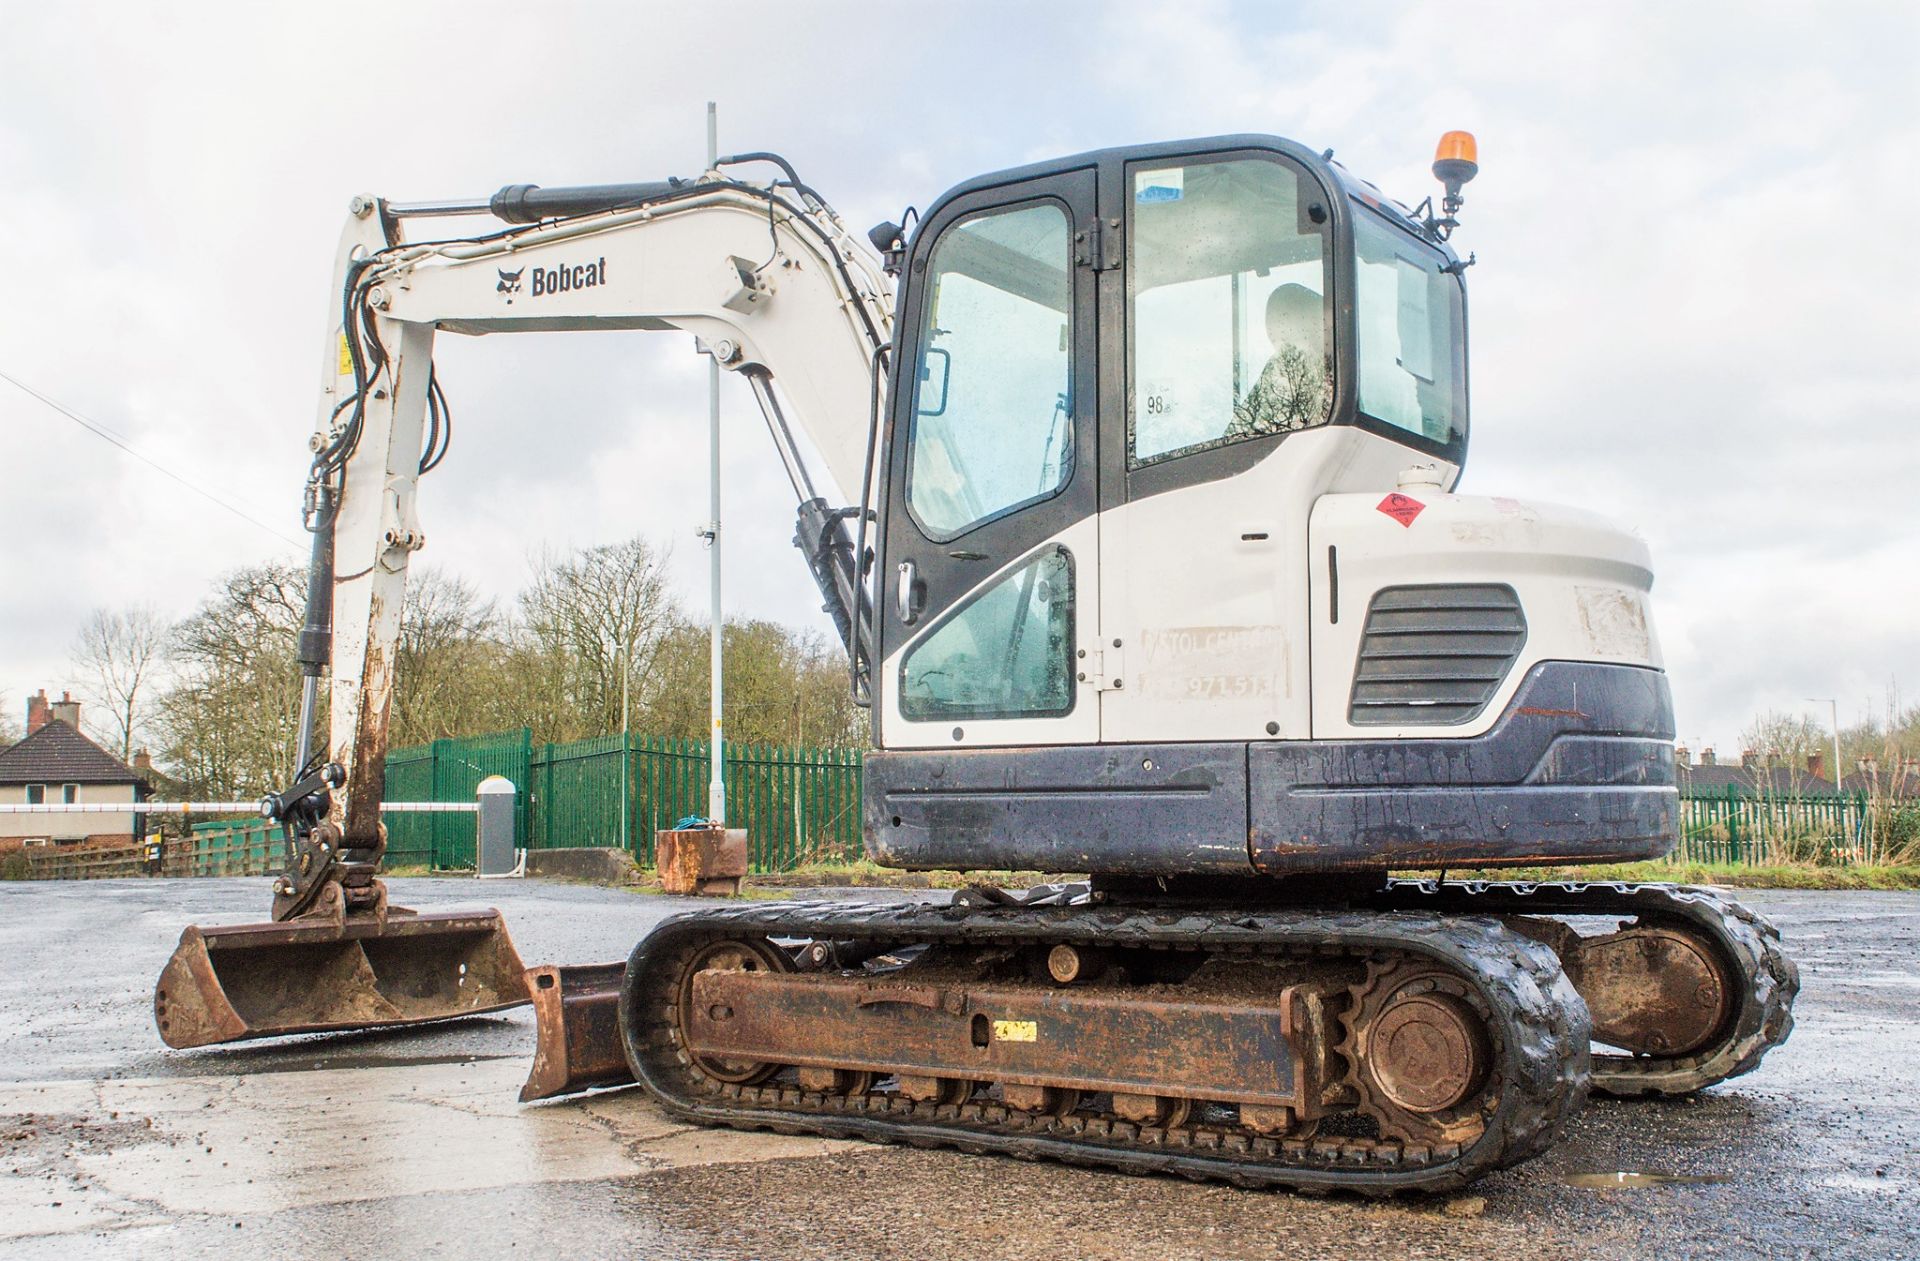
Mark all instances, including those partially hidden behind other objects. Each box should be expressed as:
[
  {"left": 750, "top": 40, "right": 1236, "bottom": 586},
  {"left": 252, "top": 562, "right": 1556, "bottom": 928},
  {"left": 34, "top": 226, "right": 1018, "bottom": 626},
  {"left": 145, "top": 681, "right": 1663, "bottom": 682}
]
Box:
[
  {"left": 377, "top": 729, "right": 864, "bottom": 872},
  {"left": 384, "top": 729, "right": 534, "bottom": 869},
  {"left": 1676, "top": 788, "right": 1869, "bottom": 865},
  {"left": 189, "top": 819, "right": 280, "bottom": 876}
]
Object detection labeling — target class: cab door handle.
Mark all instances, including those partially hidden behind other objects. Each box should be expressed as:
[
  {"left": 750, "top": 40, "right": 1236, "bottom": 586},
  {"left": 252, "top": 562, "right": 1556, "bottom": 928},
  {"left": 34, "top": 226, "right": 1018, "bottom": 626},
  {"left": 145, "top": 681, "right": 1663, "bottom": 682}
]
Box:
[{"left": 896, "top": 560, "right": 925, "bottom": 625}]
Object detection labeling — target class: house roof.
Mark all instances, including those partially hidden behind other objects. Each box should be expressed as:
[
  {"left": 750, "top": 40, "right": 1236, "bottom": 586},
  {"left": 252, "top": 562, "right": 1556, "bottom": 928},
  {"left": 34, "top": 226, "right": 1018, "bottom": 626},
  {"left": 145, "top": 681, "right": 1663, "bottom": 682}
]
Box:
[
  {"left": 0, "top": 720, "right": 143, "bottom": 787},
  {"left": 1680, "top": 762, "right": 1920, "bottom": 799},
  {"left": 1680, "top": 764, "right": 1834, "bottom": 795}
]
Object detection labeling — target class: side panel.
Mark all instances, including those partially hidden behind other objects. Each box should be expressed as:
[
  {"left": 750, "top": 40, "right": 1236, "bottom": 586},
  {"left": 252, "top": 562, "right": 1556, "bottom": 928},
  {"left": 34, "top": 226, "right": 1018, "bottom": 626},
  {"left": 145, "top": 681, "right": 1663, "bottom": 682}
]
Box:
[
  {"left": 1309, "top": 491, "right": 1662, "bottom": 739},
  {"left": 865, "top": 742, "right": 1251, "bottom": 874}
]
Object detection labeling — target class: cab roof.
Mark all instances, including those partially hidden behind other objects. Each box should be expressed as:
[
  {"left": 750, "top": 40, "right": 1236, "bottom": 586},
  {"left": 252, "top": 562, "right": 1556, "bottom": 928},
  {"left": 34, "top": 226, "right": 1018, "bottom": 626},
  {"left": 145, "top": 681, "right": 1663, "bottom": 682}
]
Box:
[{"left": 918, "top": 133, "right": 1451, "bottom": 261}]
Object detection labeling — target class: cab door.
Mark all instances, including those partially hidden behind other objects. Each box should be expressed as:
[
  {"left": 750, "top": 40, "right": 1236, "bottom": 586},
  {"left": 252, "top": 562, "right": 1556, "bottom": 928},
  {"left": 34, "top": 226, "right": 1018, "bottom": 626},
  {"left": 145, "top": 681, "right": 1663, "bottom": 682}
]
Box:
[{"left": 876, "top": 168, "right": 1100, "bottom": 750}]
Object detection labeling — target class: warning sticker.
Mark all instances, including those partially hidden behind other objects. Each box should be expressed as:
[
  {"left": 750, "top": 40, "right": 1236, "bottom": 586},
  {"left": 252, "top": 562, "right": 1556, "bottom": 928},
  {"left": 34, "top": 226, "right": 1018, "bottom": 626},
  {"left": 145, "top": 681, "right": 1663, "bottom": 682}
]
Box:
[
  {"left": 1376, "top": 493, "right": 1426, "bottom": 527},
  {"left": 338, "top": 332, "right": 354, "bottom": 377},
  {"left": 993, "top": 1019, "right": 1038, "bottom": 1043}
]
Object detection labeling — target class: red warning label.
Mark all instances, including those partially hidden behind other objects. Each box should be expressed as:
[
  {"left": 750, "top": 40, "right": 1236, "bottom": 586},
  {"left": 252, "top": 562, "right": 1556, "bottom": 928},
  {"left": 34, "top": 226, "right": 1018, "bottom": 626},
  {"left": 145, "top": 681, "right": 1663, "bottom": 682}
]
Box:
[{"left": 1376, "top": 493, "right": 1426, "bottom": 527}]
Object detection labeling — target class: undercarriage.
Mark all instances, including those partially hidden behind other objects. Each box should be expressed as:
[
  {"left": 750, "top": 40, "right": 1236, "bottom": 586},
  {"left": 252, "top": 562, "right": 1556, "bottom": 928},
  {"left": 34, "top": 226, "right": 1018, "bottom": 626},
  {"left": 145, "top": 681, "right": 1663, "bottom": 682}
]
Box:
[{"left": 595, "top": 879, "right": 1796, "bottom": 1194}]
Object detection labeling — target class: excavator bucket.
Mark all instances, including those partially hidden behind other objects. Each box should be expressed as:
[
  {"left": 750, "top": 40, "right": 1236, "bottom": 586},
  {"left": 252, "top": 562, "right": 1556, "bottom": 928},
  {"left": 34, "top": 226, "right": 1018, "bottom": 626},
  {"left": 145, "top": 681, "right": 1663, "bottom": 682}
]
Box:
[
  {"left": 155, "top": 908, "right": 531, "bottom": 1049},
  {"left": 519, "top": 961, "right": 635, "bottom": 1101}
]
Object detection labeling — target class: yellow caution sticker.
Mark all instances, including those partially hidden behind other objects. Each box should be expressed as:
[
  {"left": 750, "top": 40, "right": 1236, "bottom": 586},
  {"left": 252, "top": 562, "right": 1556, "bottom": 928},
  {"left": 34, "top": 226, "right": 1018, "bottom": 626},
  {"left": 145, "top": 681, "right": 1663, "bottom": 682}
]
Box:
[
  {"left": 338, "top": 332, "right": 354, "bottom": 377},
  {"left": 992, "top": 1019, "right": 1038, "bottom": 1043}
]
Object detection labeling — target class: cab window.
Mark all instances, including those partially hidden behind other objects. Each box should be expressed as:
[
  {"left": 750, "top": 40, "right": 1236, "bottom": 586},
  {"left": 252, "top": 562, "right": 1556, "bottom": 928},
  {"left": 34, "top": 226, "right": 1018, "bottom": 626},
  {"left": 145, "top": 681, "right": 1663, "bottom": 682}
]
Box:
[
  {"left": 905, "top": 202, "right": 1075, "bottom": 541},
  {"left": 1128, "top": 156, "right": 1332, "bottom": 465},
  {"left": 1353, "top": 206, "right": 1467, "bottom": 448},
  {"left": 900, "top": 547, "right": 1074, "bottom": 721}
]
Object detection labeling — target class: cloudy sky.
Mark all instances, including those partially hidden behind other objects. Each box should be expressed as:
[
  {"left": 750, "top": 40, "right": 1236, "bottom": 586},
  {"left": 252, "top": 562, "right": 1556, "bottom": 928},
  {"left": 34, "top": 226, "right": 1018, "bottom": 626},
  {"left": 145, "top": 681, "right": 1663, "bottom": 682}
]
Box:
[{"left": 1, "top": 1, "right": 1914, "bottom": 756}]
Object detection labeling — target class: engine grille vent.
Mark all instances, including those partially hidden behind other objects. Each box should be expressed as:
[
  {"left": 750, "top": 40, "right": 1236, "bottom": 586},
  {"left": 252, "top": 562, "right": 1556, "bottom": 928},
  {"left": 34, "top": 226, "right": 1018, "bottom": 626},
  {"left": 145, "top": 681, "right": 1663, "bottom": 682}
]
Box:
[{"left": 1348, "top": 584, "right": 1527, "bottom": 726}]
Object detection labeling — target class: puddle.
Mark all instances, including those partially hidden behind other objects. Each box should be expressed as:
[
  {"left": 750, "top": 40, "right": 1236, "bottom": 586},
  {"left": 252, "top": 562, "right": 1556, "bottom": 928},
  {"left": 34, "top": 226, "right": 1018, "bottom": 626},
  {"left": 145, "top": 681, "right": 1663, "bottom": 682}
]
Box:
[{"left": 1563, "top": 1171, "right": 1730, "bottom": 1189}]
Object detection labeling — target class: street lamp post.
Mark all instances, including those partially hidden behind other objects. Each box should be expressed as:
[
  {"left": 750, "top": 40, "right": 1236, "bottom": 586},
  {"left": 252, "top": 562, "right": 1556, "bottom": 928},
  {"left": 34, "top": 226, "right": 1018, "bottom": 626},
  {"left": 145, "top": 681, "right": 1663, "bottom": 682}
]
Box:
[
  {"left": 1807, "top": 698, "right": 1842, "bottom": 793},
  {"left": 621, "top": 638, "right": 631, "bottom": 854},
  {"left": 1808, "top": 695, "right": 1846, "bottom": 857},
  {"left": 705, "top": 100, "right": 726, "bottom": 827}
]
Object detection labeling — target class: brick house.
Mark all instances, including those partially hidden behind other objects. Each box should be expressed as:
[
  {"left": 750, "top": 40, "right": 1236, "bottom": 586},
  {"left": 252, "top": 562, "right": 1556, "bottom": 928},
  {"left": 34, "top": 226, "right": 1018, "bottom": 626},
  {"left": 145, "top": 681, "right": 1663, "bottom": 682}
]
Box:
[{"left": 0, "top": 690, "right": 150, "bottom": 846}]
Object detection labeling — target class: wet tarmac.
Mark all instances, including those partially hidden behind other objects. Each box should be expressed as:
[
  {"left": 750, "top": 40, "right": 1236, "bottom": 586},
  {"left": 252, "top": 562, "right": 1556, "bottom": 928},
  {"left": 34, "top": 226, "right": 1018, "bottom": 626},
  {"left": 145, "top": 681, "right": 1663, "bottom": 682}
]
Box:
[{"left": 0, "top": 879, "right": 1914, "bottom": 1259}]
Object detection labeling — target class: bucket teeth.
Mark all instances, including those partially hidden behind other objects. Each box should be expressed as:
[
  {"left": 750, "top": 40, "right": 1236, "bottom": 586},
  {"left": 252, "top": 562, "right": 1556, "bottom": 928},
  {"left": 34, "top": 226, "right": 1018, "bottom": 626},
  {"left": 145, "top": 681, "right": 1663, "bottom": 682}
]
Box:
[{"left": 154, "top": 909, "right": 531, "bottom": 1049}]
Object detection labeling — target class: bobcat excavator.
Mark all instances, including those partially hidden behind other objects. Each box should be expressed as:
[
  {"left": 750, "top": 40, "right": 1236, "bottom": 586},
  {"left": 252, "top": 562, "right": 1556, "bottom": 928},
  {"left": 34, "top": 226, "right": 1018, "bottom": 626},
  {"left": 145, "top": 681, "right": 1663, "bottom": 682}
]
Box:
[{"left": 156, "top": 131, "right": 1796, "bottom": 1193}]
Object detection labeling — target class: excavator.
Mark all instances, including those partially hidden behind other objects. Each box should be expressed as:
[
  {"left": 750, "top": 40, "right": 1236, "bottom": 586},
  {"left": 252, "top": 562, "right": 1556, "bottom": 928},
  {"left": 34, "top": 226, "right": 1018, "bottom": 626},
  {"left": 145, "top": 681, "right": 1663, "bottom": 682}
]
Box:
[{"left": 155, "top": 131, "right": 1796, "bottom": 1193}]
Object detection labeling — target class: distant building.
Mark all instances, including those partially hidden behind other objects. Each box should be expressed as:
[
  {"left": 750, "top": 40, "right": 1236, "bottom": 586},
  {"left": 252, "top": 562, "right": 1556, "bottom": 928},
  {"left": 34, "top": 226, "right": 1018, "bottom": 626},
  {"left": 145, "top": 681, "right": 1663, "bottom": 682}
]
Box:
[
  {"left": 1675, "top": 743, "right": 1920, "bottom": 798},
  {"left": 0, "top": 690, "right": 150, "bottom": 846}
]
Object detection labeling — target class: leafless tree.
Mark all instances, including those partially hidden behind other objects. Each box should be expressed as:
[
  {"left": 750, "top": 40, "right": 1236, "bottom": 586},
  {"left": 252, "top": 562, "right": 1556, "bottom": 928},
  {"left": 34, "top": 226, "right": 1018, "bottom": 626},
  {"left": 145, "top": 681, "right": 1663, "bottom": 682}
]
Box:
[
  {"left": 1738, "top": 710, "right": 1828, "bottom": 780},
  {"left": 391, "top": 568, "right": 525, "bottom": 745},
  {"left": 0, "top": 689, "right": 20, "bottom": 746},
  {"left": 519, "top": 536, "right": 678, "bottom": 739},
  {"left": 156, "top": 564, "right": 307, "bottom": 799},
  {"left": 72, "top": 605, "right": 168, "bottom": 762}
]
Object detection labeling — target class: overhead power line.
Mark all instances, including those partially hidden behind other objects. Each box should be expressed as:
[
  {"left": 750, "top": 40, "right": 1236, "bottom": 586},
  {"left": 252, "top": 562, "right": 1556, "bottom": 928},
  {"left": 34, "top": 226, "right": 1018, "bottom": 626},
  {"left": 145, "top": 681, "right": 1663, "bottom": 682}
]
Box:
[{"left": 0, "top": 368, "right": 302, "bottom": 549}]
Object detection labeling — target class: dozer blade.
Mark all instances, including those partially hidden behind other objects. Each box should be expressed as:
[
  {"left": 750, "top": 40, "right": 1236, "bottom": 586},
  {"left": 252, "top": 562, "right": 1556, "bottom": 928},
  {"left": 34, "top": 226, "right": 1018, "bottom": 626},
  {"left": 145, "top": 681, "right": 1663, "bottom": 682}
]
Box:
[
  {"left": 520, "top": 961, "right": 636, "bottom": 1102},
  {"left": 155, "top": 909, "right": 532, "bottom": 1049}
]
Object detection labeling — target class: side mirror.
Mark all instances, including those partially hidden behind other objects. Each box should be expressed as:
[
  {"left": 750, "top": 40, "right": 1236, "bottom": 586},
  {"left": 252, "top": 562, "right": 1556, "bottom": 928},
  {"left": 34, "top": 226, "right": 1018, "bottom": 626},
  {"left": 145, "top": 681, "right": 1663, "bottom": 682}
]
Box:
[{"left": 917, "top": 346, "right": 951, "bottom": 417}]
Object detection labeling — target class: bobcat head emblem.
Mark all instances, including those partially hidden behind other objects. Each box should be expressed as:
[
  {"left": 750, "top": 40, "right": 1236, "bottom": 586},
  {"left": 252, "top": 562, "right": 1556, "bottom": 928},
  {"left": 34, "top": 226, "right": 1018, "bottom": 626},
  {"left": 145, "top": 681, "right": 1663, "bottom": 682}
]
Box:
[{"left": 497, "top": 268, "right": 524, "bottom": 302}]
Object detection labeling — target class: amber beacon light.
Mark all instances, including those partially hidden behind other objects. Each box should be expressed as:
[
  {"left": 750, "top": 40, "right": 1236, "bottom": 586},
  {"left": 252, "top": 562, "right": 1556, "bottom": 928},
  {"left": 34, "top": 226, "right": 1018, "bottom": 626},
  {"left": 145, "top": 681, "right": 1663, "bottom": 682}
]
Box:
[{"left": 1432, "top": 130, "right": 1479, "bottom": 218}]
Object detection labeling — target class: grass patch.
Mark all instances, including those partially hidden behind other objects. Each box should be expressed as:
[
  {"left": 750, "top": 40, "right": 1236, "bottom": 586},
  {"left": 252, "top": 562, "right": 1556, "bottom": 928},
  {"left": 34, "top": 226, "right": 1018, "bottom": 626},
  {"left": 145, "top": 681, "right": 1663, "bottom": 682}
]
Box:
[{"left": 1431, "top": 861, "right": 1920, "bottom": 891}]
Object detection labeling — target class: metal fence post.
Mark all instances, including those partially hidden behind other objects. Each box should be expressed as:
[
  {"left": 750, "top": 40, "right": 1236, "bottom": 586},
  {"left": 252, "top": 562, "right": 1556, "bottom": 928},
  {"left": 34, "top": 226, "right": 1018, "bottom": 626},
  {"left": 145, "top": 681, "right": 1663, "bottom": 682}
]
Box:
[{"left": 476, "top": 776, "right": 522, "bottom": 878}]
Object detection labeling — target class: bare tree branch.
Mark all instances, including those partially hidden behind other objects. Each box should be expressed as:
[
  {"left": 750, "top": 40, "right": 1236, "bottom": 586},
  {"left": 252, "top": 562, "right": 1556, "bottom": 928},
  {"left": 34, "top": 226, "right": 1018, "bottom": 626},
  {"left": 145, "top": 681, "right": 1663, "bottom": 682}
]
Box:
[{"left": 71, "top": 605, "right": 168, "bottom": 762}]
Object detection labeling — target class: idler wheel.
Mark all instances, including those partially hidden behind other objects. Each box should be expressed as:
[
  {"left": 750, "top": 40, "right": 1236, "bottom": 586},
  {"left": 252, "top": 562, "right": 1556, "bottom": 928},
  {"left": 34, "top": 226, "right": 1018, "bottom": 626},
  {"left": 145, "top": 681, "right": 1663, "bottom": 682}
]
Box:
[
  {"left": 1567, "top": 924, "right": 1732, "bottom": 1057},
  {"left": 1340, "top": 959, "right": 1494, "bottom": 1146},
  {"left": 678, "top": 938, "right": 789, "bottom": 1086}
]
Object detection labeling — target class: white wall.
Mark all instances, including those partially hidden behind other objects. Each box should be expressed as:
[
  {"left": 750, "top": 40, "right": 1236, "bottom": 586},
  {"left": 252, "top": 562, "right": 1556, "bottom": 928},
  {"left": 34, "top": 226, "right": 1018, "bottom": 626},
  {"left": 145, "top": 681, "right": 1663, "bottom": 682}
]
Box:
[{"left": 0, "top": 783, "right": 139, "bottom": 842}]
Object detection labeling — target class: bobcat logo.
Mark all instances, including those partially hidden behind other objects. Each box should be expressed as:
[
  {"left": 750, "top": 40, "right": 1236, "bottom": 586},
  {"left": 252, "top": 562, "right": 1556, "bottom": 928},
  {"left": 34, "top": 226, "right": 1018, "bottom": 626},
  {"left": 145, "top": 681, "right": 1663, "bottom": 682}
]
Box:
[{"left": 496, "top": 268, "right": 524, "bottom": 303}]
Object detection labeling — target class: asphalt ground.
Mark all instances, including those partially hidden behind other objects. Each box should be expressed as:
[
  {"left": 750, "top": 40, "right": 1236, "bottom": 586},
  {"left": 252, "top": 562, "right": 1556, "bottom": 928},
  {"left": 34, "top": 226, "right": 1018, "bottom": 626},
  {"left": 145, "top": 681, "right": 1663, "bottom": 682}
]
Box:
[{"left": 0, "top": 878, "right": 1913, "bottom": 1260}]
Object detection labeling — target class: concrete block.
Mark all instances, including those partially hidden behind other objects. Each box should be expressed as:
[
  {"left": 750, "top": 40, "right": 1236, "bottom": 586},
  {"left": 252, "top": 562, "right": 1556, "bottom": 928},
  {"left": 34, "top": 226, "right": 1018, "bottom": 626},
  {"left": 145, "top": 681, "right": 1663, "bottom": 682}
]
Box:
[
  {"left": 525, "top": 847, "right": 643, "bottom": 886},
  {"left": 656, "top": 828, "right": 748, "bottom": 896}
]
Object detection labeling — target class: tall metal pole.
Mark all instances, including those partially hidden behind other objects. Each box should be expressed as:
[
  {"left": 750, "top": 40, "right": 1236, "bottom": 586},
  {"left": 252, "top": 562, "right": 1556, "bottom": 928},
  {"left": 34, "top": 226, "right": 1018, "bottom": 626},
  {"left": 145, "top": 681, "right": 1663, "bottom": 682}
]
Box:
[
  {"left": 1808, "top": 697, "right": 1842, "bottom": 792},
  {"left": 1808, "top": 695, "right": 1847, "bottom": 859},
  {"left": 1830, "top": 698, "right": 1842, "bottom": 800},
  {"left": 620, "top": 640, "right": 631, "bottom": 853},
  {"left": 706, "top": 101, "right": 727, "bottom": 826}
]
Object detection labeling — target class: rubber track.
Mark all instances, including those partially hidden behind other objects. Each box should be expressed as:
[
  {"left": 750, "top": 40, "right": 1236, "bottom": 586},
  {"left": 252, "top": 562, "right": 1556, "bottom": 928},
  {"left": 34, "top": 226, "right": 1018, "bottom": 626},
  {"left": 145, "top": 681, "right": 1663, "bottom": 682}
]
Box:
[
  {"left": 619, "top": 900, "right": 1591, "bottom": 1195},
  {"left": 1375, "top": 880, "right": 1798, "bottom": 1096}
]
